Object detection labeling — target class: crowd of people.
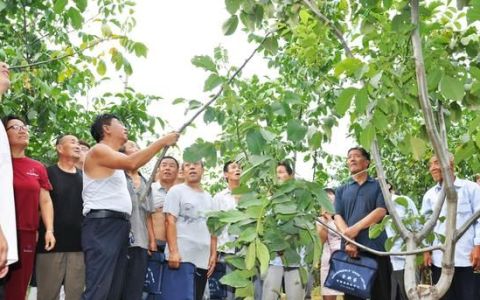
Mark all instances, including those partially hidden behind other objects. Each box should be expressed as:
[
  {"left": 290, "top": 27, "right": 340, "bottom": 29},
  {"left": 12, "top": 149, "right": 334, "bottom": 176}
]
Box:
[{"left": 1, "top": 57, "right": 480, "bottom": 300}]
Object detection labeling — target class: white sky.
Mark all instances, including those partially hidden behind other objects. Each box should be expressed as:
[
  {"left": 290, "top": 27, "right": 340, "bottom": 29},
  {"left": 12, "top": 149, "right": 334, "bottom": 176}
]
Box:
[{"left": 95, "top": 1, "right": 354, "bottom": 180}]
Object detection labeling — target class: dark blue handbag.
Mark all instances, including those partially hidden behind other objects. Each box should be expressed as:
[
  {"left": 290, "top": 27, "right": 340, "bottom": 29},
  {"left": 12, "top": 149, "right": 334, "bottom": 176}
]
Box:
[
  {"left": 209, "top": 262, "right": 228, "bottom": 299},
  {"left": 324, "top": 250, "right": 378, "bottom": 299},
  {"left": 144, "top": 252, "right": 165, "bottom": 294},
  {"left": 159, "top": 261, "right": 196, "bottom": 300}
]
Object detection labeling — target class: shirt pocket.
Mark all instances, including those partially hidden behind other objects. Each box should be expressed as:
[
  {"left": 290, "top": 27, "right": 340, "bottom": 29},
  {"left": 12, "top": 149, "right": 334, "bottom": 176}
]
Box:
[{"left": 457, "top": 199, "right": 472, "bottom": 214}]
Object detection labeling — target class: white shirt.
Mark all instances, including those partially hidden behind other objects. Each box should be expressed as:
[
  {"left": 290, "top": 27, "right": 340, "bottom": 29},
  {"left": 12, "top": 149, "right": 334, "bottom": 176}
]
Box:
[
  {"left": 386, "top": 194, "right": 419, "bottom": 271},
  {"left": 213, "top": 188, "right": 238, "bottom": 254},
  {"left": 421, "top": 178, "right": 480, "bottom": 267},
  {"left": 151, "top": 182, "right": 167, "bottom": 209},
  {"left": 164, "top": 183, "right": 215, "bottom": 269},
  {"left": 0, "top": 124, "right": 18, "bottom": 265}
]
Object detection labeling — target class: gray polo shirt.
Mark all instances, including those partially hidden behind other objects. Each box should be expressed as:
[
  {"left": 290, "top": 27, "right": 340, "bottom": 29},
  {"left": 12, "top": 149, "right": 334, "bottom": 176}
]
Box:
[{"left": 125, "top": 172, "right": 155, "bottom": 249}]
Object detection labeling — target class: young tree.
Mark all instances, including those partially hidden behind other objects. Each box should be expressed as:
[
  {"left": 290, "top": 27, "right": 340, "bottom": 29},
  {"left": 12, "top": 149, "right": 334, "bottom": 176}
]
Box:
[{"left": 182, "top": 0, "right": 480, "bottom": 299}]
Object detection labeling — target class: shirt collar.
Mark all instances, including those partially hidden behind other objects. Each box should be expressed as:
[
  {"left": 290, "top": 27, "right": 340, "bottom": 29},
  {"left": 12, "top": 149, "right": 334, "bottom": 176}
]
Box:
[
  {"left": 347, "top": 175, "right": 374, "bottom": 185},
  {"left": 434, "top": 177, "right": 463, "bottom": 191}
]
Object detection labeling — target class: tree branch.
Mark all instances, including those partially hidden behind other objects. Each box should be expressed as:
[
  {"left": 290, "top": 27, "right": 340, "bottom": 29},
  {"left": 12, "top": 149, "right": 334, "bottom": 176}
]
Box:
[
  {"left": 10, "top": 39, "right": 109, "bottom": 71},
  {"left": 410, "top": 0, "right": 458, "bottom": 297},
  {"left": 302, "top": 0, "right": 353, "bottom": 58},
  {"left": 455, "top": 210, "right": 480, "bottom": 243},
  {"left": 138, "top": 32, "right": 272, "bottom": 203},
  {"left": 316, "top": 217, "right": 443, "bottom": 256},
  {"left": 417, "top": 187, "right": 446, "bottom": 241}
]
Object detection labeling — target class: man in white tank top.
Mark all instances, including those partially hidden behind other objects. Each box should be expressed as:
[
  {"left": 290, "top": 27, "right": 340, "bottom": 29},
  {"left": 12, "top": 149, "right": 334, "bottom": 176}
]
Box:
[{"left": 82, "top": 114, "right": 178, "bottom": 300}]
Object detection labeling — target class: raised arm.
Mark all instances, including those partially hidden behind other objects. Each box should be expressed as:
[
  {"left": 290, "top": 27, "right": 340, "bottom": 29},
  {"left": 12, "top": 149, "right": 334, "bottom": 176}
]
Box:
[{"left": 91, "top": 133, "right": 178, "bottom": 171}]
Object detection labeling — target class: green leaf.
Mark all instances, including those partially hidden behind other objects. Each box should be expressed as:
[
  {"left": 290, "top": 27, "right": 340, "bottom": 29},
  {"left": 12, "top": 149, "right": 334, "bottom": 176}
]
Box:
[
  {"left": 359, "top": 124, "right": 375, "bottom": 150},
  {"left": 274, "top": 202, "right": 297, "bottom": 215},
  {"left": 101, "top": 24, "right": 113, "bottom": 37},
  {"left": 410, "top": 136, "right": 426, "bottom": 160},
  {"left": 223, "top": 15, "right": 239, "bottom": 36},
  {"left": 335, "top": 88, "right": 356, "bottom": 116},
  {"left": 246, "top": 129, "right": 266, "bottom": 154},
  {"left": 394, "top": 196, "right": 409, "bottom": 208},
  {"left": 287, "top": 120, "right": 307, "bottom": 142},
  {"left": 74, "top": 0, "right": 87, "bottom": 12},
  {"left": 191, "top": 55, "right": 216, "bottom": 72},
  {"left": 53, "top": 0, "right": 68, "bottom": 14},
  {"left": 467, "top": 1, "right": 480, "bottom": 24},
  {"left": 0, "top": 1, "right": 6, "bottom": 12},
  {"left": 96, "top": 60, "right": 106, "bottom": 76},
  {"left": 256, "top": 239, "right": 270, "bottom": 277},
  {"left": 355, "top": 87, "right": 369, "bottom": 113},
  {"left": 455, "top": 141, "right": 476, "bottom": 163},
  {"left": 133, "top": 42, "right": 148, "bottom": 57},
  {"left": 245, "top": 242, "right": 256, "bottom": 270},
  {"left": 263, "top": 36, "right": 278, "bottom": 55},
  {"left": 225, "top": 0, "right": 242, "bottom": 14},
  {"left": 238, "top": 226, "right": 257, "bottom": 242},
  {"left": 67, "top": 7, "right": 84, "bottom": 29},
  {"left": 220, "top": 270, "right": 251, "bottom": 288},
  {"left": 309, "top": 132, "right": 322, "bottom": 149},
  {"left": 439, "top": 75, "right": 465, "bottom": 101},
  {"left": 203, "top": 74, "right": 223, "bottom": 91},
  {"left": 334, "top": 58, "right": 364, "bottom": 77}
]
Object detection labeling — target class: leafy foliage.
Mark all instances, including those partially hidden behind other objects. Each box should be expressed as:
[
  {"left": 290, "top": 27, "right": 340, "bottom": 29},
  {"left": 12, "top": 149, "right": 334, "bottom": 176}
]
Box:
[{"left": 0, "top": 0, "right": 160, "bottom": 164}]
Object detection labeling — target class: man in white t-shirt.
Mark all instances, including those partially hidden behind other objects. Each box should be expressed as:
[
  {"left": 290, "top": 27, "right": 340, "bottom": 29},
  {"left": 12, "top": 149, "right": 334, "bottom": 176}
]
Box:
[
  {"left": 164, "top": 160, "right": 217, "bottom": 300},
  {"left": 0, "top": 61, "right": 18, "bottom": 284}
]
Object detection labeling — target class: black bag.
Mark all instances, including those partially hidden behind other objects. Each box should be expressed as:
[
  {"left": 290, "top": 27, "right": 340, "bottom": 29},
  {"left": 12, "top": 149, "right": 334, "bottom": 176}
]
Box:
[{"left": 324, "top": 250, "right": 378, "bottom": 299}]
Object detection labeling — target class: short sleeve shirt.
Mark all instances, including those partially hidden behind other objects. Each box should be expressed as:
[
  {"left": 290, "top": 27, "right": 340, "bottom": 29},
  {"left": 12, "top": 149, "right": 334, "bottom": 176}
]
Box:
[
  {"left": 213, "top": 188, "right": 237, "bottom": 253},
  {"left": 335, "top": 176, "right": 387, "bottom": 251},
  {"left": 151, "top": 182, "right": 167, "bottom": 209},
  {"left": 164, "top": 183, "right": 215, "bottom": 269},
  {"left": 0, "top": 124, "right": 17, "bottom": 265},
  {"left": 12, "top": 157, "right": 52, "bottom": 231},
  {"left": 125, "top": 172, "right": 155, "bottom": 249}
]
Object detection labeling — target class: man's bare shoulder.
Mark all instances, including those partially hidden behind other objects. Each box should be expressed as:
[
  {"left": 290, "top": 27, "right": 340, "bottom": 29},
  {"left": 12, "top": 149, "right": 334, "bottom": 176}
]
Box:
[{"left": 89, "top": 143, "right": 116, "bottom": 157}]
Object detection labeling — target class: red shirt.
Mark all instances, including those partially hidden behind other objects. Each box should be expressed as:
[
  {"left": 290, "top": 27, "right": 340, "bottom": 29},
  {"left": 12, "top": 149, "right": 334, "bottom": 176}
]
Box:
[{"left": 12, "top": 157, "right": 52, "bottom": 231}]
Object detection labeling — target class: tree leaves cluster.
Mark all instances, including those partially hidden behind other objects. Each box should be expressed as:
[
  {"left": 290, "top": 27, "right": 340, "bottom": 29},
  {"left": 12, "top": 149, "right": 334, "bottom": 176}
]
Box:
[{"left": 0, "top": 0, "right": 159, "bottom": 164}]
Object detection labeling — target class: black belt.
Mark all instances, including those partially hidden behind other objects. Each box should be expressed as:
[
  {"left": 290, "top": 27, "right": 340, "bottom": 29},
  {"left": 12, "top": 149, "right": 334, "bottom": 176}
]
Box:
[{"left": 86, "top": 209, "right": 129, "bottom": 220}]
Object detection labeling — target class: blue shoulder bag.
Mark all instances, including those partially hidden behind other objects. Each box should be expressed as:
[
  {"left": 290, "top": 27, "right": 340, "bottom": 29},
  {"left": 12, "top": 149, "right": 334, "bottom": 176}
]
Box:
[{"left": 324, "top": 249, "right": 378, "bottom": 299}]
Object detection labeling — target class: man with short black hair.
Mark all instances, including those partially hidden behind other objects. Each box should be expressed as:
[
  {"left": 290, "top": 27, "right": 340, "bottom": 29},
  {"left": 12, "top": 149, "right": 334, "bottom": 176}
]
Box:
[
  {"left": 151, "top": 156, "right": 180, "bottom": 252},
  {"left": 36, "top": 134, "right": 85, "bottom": 300},
  {"left": 82, "top": 114, "right": 178, "bottom": 299},
  {"left": 164, "top": 161, "right": 217, "bottom": 300},
  {"left": 334, "top": 146, "right": 391, "bottom": 300}
]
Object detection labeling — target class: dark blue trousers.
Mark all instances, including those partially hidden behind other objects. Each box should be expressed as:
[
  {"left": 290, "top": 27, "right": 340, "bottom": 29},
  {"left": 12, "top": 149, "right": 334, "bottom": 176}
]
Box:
[
  {"left": 432, "top": 265, "right": 479, "bottom": 300},
  {"left": 81, "top": 217, "right": 130, "bottom": 300},
  {"left": 122, "top": 247, "right": 148, "bottom": 300}
]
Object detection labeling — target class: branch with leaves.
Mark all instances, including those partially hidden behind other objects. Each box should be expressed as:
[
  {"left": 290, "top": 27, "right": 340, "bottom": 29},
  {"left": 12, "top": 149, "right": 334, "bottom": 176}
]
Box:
[{"left": 138, "top": 33, "right": 272, "bottom": 203}]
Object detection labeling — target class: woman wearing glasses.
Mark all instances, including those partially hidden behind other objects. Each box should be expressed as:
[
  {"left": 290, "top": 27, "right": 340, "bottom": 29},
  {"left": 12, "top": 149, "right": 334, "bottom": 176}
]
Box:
[{"left": 1, "top": 115, "right": 55, "bottom": 300}]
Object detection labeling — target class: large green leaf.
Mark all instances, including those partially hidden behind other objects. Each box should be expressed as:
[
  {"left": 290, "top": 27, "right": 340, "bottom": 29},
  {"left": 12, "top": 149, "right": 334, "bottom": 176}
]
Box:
[
  {"left": 203, "top": 74, "right": 223, "bottom": 91},
  {"left": 335, "top": 88, "right": 356, "bottom": 116},
  {"left": 74, "top": 0, "right": 87, "bottom": 12},
  {"left": 359, "top": 124, "right": 375, "bottom": 150},
  {"left": 410, "top": 136, "right": 427, "bottom": 160},
  {"left": 191, "top": 55, "right": 217, "bottom": 72},
  {"left": 223, "top": 15, "right": 239, "bottom": 36},
  {"left": 286, "top": 120, "right": 307, "bottom": 142},
  {"left": 220, "top": 270, "right": 251, "bottom": 288},
  {"left": 53, "top": 0, "right": 68, "bottom": 14},
  {"left": 439, "top": 75, "right": 465, "bottom": 101},
  {"left": 245, "top": 242, "right": 256, "bottom": 270},
  {"left": 225, "top": 0, "right": 242, "bottom": 14},
  {"left": 245, "top": 129, "right": 266, "bottom": 154},
  {"left": 256, "top": 239, "right": 270, "bottom": 277},
  {"left": 67, "top": 7, "right": 83, "bottom": 29}
]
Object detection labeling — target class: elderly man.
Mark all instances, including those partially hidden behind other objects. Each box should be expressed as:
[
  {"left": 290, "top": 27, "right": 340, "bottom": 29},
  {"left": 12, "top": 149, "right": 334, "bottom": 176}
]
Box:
[
  {"left": 422, "top": 153, "right": 480, "bottom": 300},
  {"left": 36, "top": 134, "right": 85, "bottom": 300},
  {"left": 0, "top": 61, "right": 17, "bottom": 299},
  {"left": 334, "top": 147, "right": 391, "bottom": 300}
]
